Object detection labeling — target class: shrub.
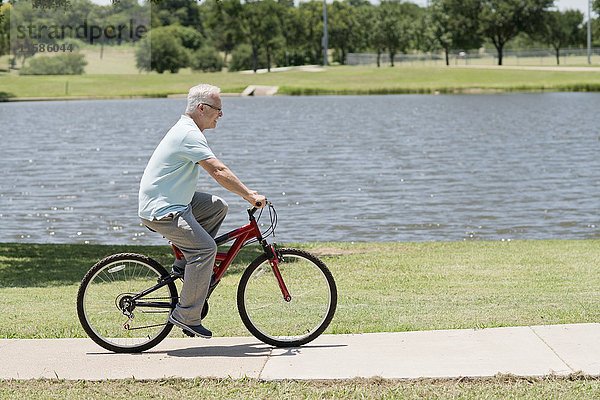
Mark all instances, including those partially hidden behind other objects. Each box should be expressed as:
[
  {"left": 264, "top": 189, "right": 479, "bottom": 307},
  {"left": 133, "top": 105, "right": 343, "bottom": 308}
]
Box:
[
  {"left": 190, "top": 46, "right": 224, "bottom": 72},
  {"left": 228, "top": 44, "right": 267, "bottom": 72},
  {"left": 19, "top": 53, "right": 87, "bottom": 75},
  {"left": 166, "top": 25, "right": 204, "bottom": 51},
  {"left": 135, "top": 27, "right": 189, "bottom": 73},
  {"left": 58, "top": 38, "right": 85, "bottom": 52},
  {"left": 274, "top": 49, "right": 310, "bottom": 67}
]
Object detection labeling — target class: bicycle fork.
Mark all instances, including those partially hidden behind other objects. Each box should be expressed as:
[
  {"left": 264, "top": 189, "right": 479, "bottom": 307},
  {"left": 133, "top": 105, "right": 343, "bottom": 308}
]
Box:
[{"left": 261, "top": 240, "right": 291, "bottom": 302}]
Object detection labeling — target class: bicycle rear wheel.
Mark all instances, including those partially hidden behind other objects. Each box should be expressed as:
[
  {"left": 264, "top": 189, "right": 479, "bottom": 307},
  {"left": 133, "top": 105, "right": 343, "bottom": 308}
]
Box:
[
  {"left": 237, "top": 248, "right": 337, "bottom": 347},
  {"left": 76, "top": 253, "right": 177, "bottom": 353}
]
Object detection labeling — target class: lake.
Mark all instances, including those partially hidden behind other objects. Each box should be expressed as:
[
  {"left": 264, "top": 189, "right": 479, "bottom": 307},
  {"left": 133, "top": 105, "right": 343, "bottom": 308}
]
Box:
[{"left": 0, "top": 93, "right": 598, "bottom": 244}]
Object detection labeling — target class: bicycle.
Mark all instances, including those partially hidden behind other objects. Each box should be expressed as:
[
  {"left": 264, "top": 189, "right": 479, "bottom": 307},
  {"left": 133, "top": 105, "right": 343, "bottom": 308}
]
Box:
[{"left": 76, "top": 202, "right": 337, "bottom": 353}]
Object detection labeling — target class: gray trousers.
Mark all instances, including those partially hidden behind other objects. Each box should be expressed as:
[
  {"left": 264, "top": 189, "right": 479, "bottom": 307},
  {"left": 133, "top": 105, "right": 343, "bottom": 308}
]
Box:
[{"left": 141, "top": 192, "right": 228, "bottom": 325}]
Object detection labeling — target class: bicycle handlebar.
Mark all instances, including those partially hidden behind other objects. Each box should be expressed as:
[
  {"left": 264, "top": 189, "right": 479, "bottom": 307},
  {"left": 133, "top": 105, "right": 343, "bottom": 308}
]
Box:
[{"left": 248, "top": 200, "right": 269, "bottom": 218}]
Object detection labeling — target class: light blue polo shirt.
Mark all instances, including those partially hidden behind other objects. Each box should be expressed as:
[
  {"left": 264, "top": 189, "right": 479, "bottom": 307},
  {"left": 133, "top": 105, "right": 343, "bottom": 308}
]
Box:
[{"left": 139, "top": 115, "right": 215, "bottom": 220}]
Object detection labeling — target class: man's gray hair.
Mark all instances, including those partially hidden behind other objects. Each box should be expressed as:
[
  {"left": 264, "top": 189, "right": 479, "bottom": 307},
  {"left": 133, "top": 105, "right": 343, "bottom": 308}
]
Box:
[{"left": 186, "top": 84, "right": 221, "bottom": 114}]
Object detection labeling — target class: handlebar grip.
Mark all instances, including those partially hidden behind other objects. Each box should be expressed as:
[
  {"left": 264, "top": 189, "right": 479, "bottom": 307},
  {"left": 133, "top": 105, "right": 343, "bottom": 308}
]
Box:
[
  {"left": 248, "top": 200, "right": 269, "bottom": 219},
  {"left": 255, "top": 198, "right": 267, "bottom": 208}
]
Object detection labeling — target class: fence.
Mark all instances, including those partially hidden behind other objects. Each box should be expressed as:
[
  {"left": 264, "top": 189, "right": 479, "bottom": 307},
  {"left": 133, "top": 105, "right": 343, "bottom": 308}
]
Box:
[{"left": 347, "top": 47, "right": 600, "bottom": 67}]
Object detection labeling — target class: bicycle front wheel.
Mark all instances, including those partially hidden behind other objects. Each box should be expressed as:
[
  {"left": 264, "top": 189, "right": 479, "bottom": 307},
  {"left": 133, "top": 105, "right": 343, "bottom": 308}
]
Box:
[
  {"left": 76, "top": 253, "right": 177, "bottom": 353},
  {"left": 237, "top": 248, "right": 337, "bottom": 347}
]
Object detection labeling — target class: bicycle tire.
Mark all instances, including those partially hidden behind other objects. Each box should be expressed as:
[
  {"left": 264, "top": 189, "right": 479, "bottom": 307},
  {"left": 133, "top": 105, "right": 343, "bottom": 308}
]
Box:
[
  {"left": 76, "top": 253, "right": 177, "bottom": 353},
  {"left": 237, "top": 248, "right": 337, "bottom": 347}
]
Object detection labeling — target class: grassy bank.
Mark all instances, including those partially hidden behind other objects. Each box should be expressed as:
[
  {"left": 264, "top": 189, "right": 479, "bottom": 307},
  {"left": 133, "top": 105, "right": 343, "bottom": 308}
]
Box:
[
  {"left": 2, "top": 66, "right": 600, "bottom": 99},
  {"left": 1, "top": 376, "right": 600, "bottom": 399},
  {"left": 0, "top": 240, "right": 598, "bottom": 339}
]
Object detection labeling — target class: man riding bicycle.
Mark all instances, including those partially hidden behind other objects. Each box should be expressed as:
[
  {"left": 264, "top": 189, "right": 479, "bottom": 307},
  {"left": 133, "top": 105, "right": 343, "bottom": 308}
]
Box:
[{"left": 138, "top": 83, "right": 266, "bottom": 339}]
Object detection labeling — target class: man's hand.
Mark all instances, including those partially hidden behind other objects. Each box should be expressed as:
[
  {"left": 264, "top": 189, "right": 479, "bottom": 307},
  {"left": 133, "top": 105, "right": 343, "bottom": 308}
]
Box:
[{"left": 245, "top": 192, "right": 267, "bottom": 208}]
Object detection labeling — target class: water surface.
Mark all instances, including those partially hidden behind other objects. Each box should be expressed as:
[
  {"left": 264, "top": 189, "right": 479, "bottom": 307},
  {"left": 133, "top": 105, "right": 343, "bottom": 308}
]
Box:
[{"left": 0, "top": 93, "right": 598, "bottom": 244}]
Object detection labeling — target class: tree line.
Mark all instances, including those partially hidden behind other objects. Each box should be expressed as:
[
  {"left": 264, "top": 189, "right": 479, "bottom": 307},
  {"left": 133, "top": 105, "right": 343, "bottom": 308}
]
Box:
[
  {"left": 1, "top": 0, "right": 600, "bottom": 74},
  {"left": 144, "top": 0, "right": 600, "bottom": 71}
]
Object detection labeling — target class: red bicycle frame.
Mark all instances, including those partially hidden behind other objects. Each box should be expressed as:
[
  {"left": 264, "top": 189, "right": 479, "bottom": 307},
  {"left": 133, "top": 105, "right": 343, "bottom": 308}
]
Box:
[{"left": 170, "top": 208, "right": 291, "bottom": 301}]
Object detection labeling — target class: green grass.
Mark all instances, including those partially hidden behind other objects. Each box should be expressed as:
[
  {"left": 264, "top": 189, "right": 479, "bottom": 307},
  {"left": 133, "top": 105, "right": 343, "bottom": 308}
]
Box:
[
  {"left": 80, "top": 46, "right": 140, "bottom": 75},
  {"left": 1, "top": 241, "right": 598, "bottom": 396},
  {"left": 0, "top": 240, "right": 598, "bottom": 339},
  {"left": 1, "top": 376, "right": 599, "bottom": 399},
  {"left": 2, "top": 65, "right": 600, "bottom": 99}
]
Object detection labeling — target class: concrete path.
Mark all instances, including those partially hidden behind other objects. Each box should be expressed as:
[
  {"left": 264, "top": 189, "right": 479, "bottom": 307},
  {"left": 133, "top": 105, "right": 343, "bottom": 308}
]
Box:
[{"left": 1, "top": 323, "right": 598, "bottom": 380}]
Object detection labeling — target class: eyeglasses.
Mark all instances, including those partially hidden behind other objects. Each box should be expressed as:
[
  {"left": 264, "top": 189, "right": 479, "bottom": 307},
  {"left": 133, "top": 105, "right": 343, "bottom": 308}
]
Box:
[{"left": 201, "top": 103, "right": 222, "bottom": 112}]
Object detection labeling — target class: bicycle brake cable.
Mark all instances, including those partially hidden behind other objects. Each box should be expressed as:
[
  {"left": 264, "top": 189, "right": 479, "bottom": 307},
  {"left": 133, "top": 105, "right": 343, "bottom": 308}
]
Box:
[
  {"left": 246, "top": 206, "right": 265, "bottom": 245},
  {"left": 247, "top": 202, "right": 277, "bottom": 245}
]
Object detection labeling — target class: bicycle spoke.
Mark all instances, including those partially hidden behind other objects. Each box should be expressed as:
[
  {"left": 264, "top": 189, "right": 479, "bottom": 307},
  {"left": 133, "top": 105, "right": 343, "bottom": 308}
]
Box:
[
  {"left": 125, "top": 323, "right": 168, "bottom": 331},
  {"left": 78, "top": 254, "right": 177, "bottom": 352},
  {"left": 239, "top": 249, "right": 337, "bottom": 347}
]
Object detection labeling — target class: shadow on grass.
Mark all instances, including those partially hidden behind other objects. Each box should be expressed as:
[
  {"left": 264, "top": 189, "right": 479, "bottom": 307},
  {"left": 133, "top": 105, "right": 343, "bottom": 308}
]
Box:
[{"left": 0, "top": 243, "right": 265, "bottom": 288}]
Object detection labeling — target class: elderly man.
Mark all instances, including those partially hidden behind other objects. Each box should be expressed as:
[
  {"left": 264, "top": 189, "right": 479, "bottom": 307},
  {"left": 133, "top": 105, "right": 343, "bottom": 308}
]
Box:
[{"left": 139, "top": 83, "right": 266, "bottom": 338}]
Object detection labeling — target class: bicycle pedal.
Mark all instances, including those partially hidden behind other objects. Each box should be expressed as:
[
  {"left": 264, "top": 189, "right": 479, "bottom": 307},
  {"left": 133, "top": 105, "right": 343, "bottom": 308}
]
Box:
[{"left": 182, "top": 329, "right": 195, "bottom": 337}]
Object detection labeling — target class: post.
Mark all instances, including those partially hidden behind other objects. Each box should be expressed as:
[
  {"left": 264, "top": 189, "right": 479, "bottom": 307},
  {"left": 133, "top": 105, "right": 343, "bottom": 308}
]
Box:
[
  {"left": 588, "top": 0, "right": 592, "bottom": 64},
  {"left": 322, "top": 0, "right": 328, "bottom": 66}
]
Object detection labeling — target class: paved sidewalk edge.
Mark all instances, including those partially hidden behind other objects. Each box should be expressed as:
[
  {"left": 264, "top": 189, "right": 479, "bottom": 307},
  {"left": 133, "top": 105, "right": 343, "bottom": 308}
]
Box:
[{"left": 1, "top": 324, "right": 599, "bottom": 381}]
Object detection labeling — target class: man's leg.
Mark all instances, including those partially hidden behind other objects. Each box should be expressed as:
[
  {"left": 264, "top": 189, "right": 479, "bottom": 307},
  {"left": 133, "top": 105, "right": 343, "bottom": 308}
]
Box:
[
  {"left": 172, "top": 192, "right": 228, "bottom": 274},
  {"left": 189, "top": 191, "right": 228, "bottom": 237},
  {"left": 142, "top": 206, "right": 216, "bottom": 327}
]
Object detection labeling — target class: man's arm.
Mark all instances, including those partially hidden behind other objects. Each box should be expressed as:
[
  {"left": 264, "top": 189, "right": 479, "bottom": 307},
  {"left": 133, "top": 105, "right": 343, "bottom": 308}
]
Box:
[{"left": 199, "top": 157, "right": 266, "bottom": 207}]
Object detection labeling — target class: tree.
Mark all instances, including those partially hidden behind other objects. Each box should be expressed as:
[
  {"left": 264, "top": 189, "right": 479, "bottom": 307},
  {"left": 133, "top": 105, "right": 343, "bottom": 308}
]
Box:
[
  {"left": 593, "top": 1, "right": 600, "bottom": 48},
  {"left": 5, "top": 0, "right": 39, "bottom": 68},
  {"left": 297, "top": 1, "right": 324, "bottom": 65},
  {"left": 348, "top": 0, "right": 385, "bottom": 67},
  {"left": 429, "top": 0, "right": 482, "bottom": 66},
  {"left": 190, "top": 45, "right": 224, "bottom": 72},
  {"left": 239, "top": 0, "right": 262, "bottom": 72},
  {"left": 152, "top": 0, "right": 204, "bottom": 32},
  {"left": 229, "top": 43, "right": 264, "bottom": 71},
  {"left": 256, "top": 0, "right": 285, "bottom": 71},
  {"left": 345, "top": 0, "right": 370, "bottom": 6},
  {"left": 538, "top": 10, "right": 584, "bottom": 65},
  {"left": 20, "top": 53, "right": 87, "bottom": 75},
  {"left": 135, "top": 27, "right": 189, "bottom": 73},
  {"left": 349, "top": 1, "right": 375, "bottom": 54},
  {"left": 240, "top": 0, "right": 285, "bottom": 72},
  {"left": 274, "top": 0, "right": 305, "bottom": 66},
  {"left": 366, "top": 6, "right": 387, "bottom": 67},
  {"left": 165, "top": 24, "right": 205, "bottom": 50},
  {"left": 328, "top": 1, "right": 360, "bottom": 64},
  {"left": 0, "top": 1, "right": 9, "bottom": 58},
  {"left": 202, "top": 0, "right": 244, "bottom": 66},
  {"left": 413, "top": 5, "right": 439, "bottom": 57},
  {"left": 478, "top": 0, "right": 553, "bottom": 66},
  {"left": 354, "top": 3, "right": 385, "bottom": 66},
  {"left": 378, "top": 1, "right": 412, "bottom": 67}
]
